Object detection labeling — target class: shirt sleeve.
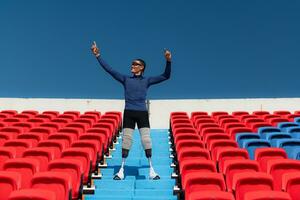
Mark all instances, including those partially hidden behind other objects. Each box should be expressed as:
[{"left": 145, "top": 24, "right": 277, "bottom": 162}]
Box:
[
  {"left": 96, "top": 57, "right": 126, "bottom": 84},
  {"left": 147, "top": 61, "right": 171, "bottom": 86}
]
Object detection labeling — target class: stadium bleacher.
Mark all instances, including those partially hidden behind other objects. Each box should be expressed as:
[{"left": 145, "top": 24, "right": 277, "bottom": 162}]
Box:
[
  {"left": 3, "top": 109, "right": 300, "bottom": 199},
  {"left": 171, "top": 110, "right": 300, "bottom": 200}
]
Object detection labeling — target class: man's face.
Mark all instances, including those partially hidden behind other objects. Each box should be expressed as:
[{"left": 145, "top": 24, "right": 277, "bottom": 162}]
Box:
[{"left": 131, "top": 60, "right": 144, "bottom": 75}]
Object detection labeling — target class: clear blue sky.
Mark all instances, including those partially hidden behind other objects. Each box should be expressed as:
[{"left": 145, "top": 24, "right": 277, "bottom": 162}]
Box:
[{"left": 0, "top": 0, "right": 300, "bottom": 99}]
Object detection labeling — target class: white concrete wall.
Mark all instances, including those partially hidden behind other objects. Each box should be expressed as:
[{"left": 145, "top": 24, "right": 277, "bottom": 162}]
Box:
[{"left": 1, "top": 98, "right": 300, "bottom": 128}]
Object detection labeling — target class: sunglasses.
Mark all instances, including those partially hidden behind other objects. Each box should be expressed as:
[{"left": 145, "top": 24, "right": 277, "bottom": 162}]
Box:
[{"left": 132, "top": 62, "right": 143, "bottom": 66}]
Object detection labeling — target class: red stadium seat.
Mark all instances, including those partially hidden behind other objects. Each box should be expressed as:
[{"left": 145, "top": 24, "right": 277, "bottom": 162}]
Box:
[
  {"left": 86, "top": 128, "right": 111, "bottom": 151},
  {"left": 57, "top": 114, "right": 76, "bottom": 121},
  {"left": 244, "top": 191, "right": 291, "bottom": 200},
  {"left": 0, "top": 147, "right": 17, "bottom": 169},
  {"left": 29, "top": 127, "right": 54, "bottom": 135},
  {"left": 196, "top": 123, "right": 219, "bottom": 135},
  {"left": 8, "top": 189, "right": 56, "bottom": 200},
  {"left": 274, "top": 111, "right": 291, "bottom": 116},
  {"left": 39, "top": 122, "right": 62, "bottom": 131},
  {"left": 170, "top": 112, "right": 189, "bottom": 119},
  {"left": 42, "top": 111, "right": 60, "bottom": 118},
  {"left": 11, "top": 122, "right": 35, "bottom": 132},
  {"left": 250, "top": 122, "right": 272, "bottom": 132},
  {"left": 17, "top": 132, "right": 47, "bottom": 144},
  {"left": 3, "top": 158, "right": 41, "bottom": 188},
  {"left": 268, "top": 118, "right": 289, "bottom": 126},
  {"left": 174, "top": 133, "right": 201, "bottom": 145},
  {"left": 232, "top": 111, "right": 249, "bottom": 116},
  {"left": 215, "top": 147, "right": 249, "bottom": 171},
  {"left": 187, "top": 191, "right": 234, "bottom": 200},
  {"left": 176, "top": 140, "right": 205, "bottom": 153},
  {"left": 222, "top": 159, "right": 260, "bottom": 192},
  {"left": 183, "top": 172, "right": 226, "bottom": 198},
  {"left": 35, "top": 114, "right": 54, "bottom": 121},
  {"left": 61, "top": 148, "right": 93, "bottom": 185},
  {"left": 0, "top": 171, "right": 22, "bottom": 200},
  {"left": 22, "top": 147, "right": 60, "bottom": 171},
  {"left": 204, "top": 133, "right": 230, "bottom": 144},
  {"left": 232, "top": 172, "right": 273, "bottom": 200},
  {"left": 285, "top": 114, "right": 300, "bottom": 122},
  {"left": 282, "top": 172, "right": 300, "bottom": 200},
  {"left": 1, "top": 110, "right": 18, "bottom": 116},
  {"left": 201, "top": 127, "right": 225, "bottom": 138},
  {"left": 211, "top": 111, "right": 229, "bottom": 118},
  {"left": 203, "top": 133, "right": 230, "bottom": 147},
  {"left": 180, "top": 160, "right": 217, "bottom": 188},
  {"left": 48, "top": 133, "right": 76, "bottom": 148},
  {"left": 58, "top": 127, "right": 81, "bottom": 138},
  {"left": 74, "top": 118, "right": 94, "bottom": 128},
  {"left": 267, "top": 159, "right": 300, "bottom": 190},
  {"left": 31, "top": 172, "right": 72, "bottom": 200},
  {"left": 86, "top": 111, "right": 102, "bottom": 120},
  {"left": 255, "top": 148, "right": 287, "bottom": 172},
  {"left": 71, "top": 139, "right": 102, "bottom": 171},
  {"left": 173, "top": 127, "right": 197, "bottom": 136},
  {"left": 38, "top": 140, "right": 68, "bottom": 152},
  {"left": 253, "top": 111, "right": 270, "bottom": 116},
  {"left": 27, "top": 118, "right": 47, "bottom": 126},
  {"left": 63, "top": 111, "right": 81, "bottom": 118},
  {"left": 177, "top": 148, "right": 211, "bottom": 162},
  {"left": 219, "top": 118, "right": 240, "bottom": 128},
  {"left": 48, "top": 159, "right": 83, "bottom": 199},
  {"left": 208, "top": 140, "right": 238, "bottom": 159},
  {"left": 4, "top": 139, "right": 35, "bottom": 157},
  {"left": 215, "top": 115, "right": 235, "bottom": 122},
  {"left": 224, "top": 123, "right": 246, "bottom": 132}
]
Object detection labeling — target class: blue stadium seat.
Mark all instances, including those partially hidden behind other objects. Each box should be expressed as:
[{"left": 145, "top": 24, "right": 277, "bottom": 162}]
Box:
[
  {"left": 264, "top": 132, "right": 292, "bottom": 147},
  {"left": 277, "top": 122, "right": 300, "bottom": 131},
  {"left": 235, "top": 133, "right": 260, "bottom": 148},
  {"left": 243, "top": 139, "right": 271, "bottom": 159},
  {"left": 257, "top": 127, "right": 281, "bottom": 139},
  {"left": 286, "top": 127, "right": 300, "bottom": 139},
  {"left": 294, "top": 117, "right": 300, "bottom": 124},
  {"left": 275, "top": 139, "right": 300, "bottom": 159}
]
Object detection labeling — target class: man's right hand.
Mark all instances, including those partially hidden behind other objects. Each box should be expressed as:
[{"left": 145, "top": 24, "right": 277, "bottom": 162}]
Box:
[{"left": 91, "top": 41, "right": 100, "bottom": 57}]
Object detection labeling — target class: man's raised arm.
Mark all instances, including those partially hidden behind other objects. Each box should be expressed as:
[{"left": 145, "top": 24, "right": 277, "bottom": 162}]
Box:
[{"left": 91, "top": 41, "right": 126, "bottom": 84}]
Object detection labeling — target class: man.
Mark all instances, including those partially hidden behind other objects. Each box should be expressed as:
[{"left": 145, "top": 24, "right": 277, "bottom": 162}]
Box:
[{"left": 91, "top": 42, "right": 171, "bottom": 180}]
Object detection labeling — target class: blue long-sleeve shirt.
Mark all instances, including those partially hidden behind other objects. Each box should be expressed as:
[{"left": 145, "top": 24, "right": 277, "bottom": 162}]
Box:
[{"left": 97, "top": 57, "right": 171, "bottom": 111}]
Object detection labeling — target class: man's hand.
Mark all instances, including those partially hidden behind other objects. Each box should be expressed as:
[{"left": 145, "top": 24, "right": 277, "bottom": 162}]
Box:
[
  {"left": 164, "top": 49, "right": 171, "bottom": 61},
  {"left": 91, "top": 41, "right": 100, "bottom": 57}
]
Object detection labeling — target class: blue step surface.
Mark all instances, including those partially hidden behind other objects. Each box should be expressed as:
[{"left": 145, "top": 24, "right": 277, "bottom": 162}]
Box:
[{"left": 85, "top": 129, "right": 176, "bottom": 200}]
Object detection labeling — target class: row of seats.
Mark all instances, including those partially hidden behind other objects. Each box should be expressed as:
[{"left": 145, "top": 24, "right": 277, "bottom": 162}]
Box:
[
  {"left": 0, "top": 110, "right": 122, "bottom": 200},
  {"left": 170, "top": 111, "right": 300, "bottom": 200}
]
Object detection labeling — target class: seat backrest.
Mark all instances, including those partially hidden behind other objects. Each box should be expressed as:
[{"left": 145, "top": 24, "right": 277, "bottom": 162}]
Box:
[
  {"left": 216, "top": 147, "right": 249, "bottom": 171},
  {"left": 243, "top": 139, "right": 271, "bottom": 159},
  {"left": 177, "top": 148, "right": 211, "bottom": 162},
  {"left": 282, "top": 172, "right": 300, "bottom": 200},
  {"left": 267, "top": 159, "right": 300, "bottom": 190},
  {"left": 255, "top": 148, "right": 287, "bottom": 172},
  {"left": 180, "top": 160, "right": 217, "bottom": 185},
  {"left": 22, "top": 147, "right": 60, "bottom": 171},
  {"left": 3, "top": 158, "right": 41, "bottom": 188},
  {"left": 232, "top": 172, "right": 273, "bottom": 200},
  {"left": 8, "top": 188, "right": 57, "bottom": 200},
  {"left": 31, "top": 172, "right": 72, "bottom": 200},
  {"left": 183, "top": 172, "right": 226, "bottom": 192},
  {"left": 223, "top": 160, "right": 260, "bottom": 192},
  {"left": 0, "top": 171, "right": 22, "bottom": 200}
]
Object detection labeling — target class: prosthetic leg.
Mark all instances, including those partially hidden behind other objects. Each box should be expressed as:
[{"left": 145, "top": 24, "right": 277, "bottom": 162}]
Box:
[{"left": 114, "top": 128, "right": 160, "bottom": 180}]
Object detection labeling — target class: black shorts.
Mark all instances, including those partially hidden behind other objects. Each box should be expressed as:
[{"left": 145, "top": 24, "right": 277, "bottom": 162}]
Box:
[{"left": 123, "top": 109, "right": 150, "bottom": 129}]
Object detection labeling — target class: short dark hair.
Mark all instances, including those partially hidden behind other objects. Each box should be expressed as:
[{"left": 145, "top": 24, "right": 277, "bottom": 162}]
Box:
[{"left": 135, "top": 59, "right": 146, "bottom": 72}]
